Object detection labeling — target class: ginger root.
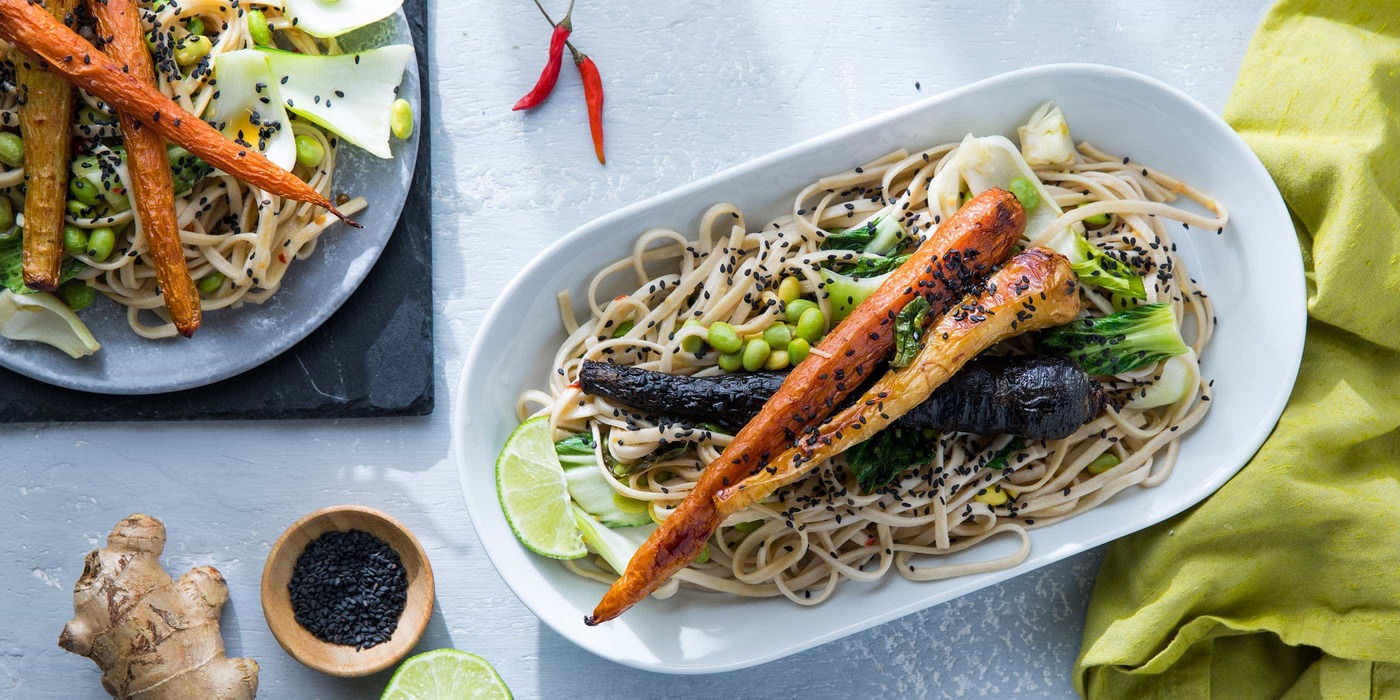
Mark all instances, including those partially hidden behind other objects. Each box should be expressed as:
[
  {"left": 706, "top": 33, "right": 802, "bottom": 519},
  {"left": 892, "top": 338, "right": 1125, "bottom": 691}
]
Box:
[{"left": 58, "top": 514, "right": 260, "bottom": 699}]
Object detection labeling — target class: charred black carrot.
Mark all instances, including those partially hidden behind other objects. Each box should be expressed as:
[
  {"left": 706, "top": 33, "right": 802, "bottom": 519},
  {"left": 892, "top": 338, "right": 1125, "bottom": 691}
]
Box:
[
  {"left": 586, "top": 188, "right": 1026, "bottom": 625},
  {"left": 579, "top": 355, "right": 1105, "bottom": 440}
]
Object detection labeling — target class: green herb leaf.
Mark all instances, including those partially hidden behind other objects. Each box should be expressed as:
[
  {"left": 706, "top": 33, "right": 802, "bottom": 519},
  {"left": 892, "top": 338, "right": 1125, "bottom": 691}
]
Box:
[
  {"left": 891, "top": 296, "right": 930, "bottom": 369},
  {"left": 0, "top": 236, "right": 86, "bottom": 295},
  {"left": 986, "top": 438, "right": 1026, "bottom": 470},
  {"left": 1040, "top": 302, "right": 1189, "bottom": 375},
  {"left": 845, "top": 427, "right": 938, "bottom": 493},
  {"left": 846, "top": 254, "right": 911, "bottom": 279}
]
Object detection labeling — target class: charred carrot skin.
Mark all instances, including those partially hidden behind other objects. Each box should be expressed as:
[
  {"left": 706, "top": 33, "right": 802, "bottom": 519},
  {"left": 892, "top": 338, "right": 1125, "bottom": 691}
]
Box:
[
  {"left": 715, "top": 248, "right": 1083, "bottom": 514},
  {"left": 0, "top": 0, "right": 358, "bottom": 227},
  {"left": 585, "top": 188, "right": 1027, "bottom": 625},
  {"left": 91, "top": 0, "right": 201, "bottom": 337},
  {"left": 17, "top": 0, "right": 80, "bottom": 292}
]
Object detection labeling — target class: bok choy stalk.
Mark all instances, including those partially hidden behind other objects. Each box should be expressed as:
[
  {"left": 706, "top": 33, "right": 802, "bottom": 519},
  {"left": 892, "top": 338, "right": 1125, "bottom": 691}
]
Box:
[
  {"left": 821, "top": 214, "right": 905, "bottom": 256},
  {"left": 930, "top": 128, "right": 1144, "bottom": 299},
  {"left": 1040, "top": 302, "right": 1189, "bottom": 375},
  {"left": 0, "top": 289, "right": 100, "bottom": 358},
  {"left": 556, "top": 434, "right": 651, "bottom": 527}
]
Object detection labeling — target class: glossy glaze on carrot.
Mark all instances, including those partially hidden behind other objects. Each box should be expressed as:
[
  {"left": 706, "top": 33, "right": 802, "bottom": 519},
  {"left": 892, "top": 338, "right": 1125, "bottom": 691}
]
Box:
[
  {"left": 0, "top": 0, "right": 357, "bottom": 226},
  {"left": 91, "top": 0, "right": 202, "bottom": 337},
  {"left": 585, "top": 188, "right": 1026, "bottom": 625},
  {"left": 715, "top": 248, "right": 1082, "bottom": 513}
]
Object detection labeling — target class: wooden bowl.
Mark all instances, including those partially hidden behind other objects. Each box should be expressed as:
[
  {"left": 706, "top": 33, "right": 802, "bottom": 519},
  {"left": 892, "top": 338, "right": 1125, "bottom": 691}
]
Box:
[{"left": 262, "top": 505, "right": 435, "bottom": 677}]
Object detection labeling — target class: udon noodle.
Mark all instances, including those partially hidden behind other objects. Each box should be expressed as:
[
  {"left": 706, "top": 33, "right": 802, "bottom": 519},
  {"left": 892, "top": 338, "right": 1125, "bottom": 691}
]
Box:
[
  {"left": 520, "top": 134, "right": 1224, "bottom": 605},
  {"left": 0, "top": 0, "right": 366, "bottom": 338}
]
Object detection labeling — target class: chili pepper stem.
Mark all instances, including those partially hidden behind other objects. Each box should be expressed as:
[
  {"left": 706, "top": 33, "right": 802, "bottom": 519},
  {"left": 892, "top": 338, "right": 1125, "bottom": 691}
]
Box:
[{"left": 531, "top": 0, "right": 580, "bottom": 53}]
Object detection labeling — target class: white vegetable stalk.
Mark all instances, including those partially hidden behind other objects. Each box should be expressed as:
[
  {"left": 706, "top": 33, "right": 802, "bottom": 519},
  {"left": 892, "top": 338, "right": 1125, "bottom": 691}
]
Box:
[
  {"left": 1018, "top": 102, "right": 1076, "bottom": 165},
  {"left": 0, "top": 290, "right": 101, "bottom": 359}
]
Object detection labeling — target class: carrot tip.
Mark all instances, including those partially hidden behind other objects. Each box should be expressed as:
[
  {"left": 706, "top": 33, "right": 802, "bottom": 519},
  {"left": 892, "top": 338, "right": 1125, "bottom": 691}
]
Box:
[{"left": 330, "top": 207, "right": 362, "bottom": 229}]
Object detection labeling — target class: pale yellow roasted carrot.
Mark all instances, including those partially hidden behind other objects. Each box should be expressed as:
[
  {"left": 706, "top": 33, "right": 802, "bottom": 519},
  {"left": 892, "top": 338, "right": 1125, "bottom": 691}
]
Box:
[
  {"left": 586, "top": 188, "right": 1027, "bottom": 625},
  {"left": 91, "top": 0, "right": 201, "bottom": 336},
  {"left": 0, "top": 0, "right": 359, "bottom": 227},
  {"left": 715, "top": 248, "right": 1082, "bottom": 514},
  {"left": 17, "top": 0, "right": 80, "bottom": 292}
]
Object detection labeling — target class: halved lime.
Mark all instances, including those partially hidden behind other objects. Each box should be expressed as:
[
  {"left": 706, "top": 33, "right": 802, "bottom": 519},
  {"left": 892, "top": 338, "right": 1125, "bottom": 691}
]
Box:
[
  {"left": 496, "top": 416, "right": 587, "bottom": 559},
  {"left": 381, "top": 649, "right": 512, "bottom": 700}
]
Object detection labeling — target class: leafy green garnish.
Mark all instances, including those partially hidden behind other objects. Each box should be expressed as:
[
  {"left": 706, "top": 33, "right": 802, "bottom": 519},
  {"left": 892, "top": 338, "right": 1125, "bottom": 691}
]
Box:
[
  {"left": 845, "top": 427, "right": 938, "bottom": 493},
  {"left": 891, "top": 296, "right": 930, "bottom": 369},
  {"left": 985, "top": 438, "right": 1026, "bottom": 470},
  {"left": 1069, "top": 235, "right": 1146, "bottom": 300},
  {"left": 847, "top": 254, "right": 911, "bottom": 279},
  {"left": 1040, "top": 302, "right": 1189, "bottom": 375},
  {"left": 554, "top": 434, "right": 598, "bottom": 470},
  {"left": 0, "top": 236, "right": 86, "bottom": 295},
  {"left": 821, "top": 216, "right": 904, "bottom": 255}
]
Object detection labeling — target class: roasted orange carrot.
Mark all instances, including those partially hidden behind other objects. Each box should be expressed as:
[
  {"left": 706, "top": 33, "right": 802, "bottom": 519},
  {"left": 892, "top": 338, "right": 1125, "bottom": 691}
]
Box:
[
  {"left": 0, "top": 0, "right": 359, "bottom": 228},
  {"left": 585, "top": 188, "right": 1026, "bottom": 625},
  {"left": 716, "top": 248, "right": 1082, "bottom": 513},
  {"left": 91, "top": 0, "right": 201, "bottom": 337},
  {"left": 17, "top": 0, "right": 80, "bottom": 292}
]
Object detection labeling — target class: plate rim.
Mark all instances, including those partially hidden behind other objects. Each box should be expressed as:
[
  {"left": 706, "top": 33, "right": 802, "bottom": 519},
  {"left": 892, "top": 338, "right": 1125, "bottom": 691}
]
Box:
[
  {"left": 0, "top": 9, "right": 422, "bottom": 396},
  {"left": 453, "top": 61, "right": 1307, "bottom": 674}
]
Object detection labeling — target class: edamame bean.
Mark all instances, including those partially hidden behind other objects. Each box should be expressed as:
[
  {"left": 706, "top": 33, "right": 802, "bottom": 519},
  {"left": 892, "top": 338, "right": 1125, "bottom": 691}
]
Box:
[
  {"left": 796, "top": 307, "right": 825, "bottom": 343},
  {"left": 87, "top": 227, "right": 116, "bottom": 262},
  {"left": 0, "top": 132, "right": 23, "bottom": 168},
  {"left": 391, "top": 99, "right": 414, "bottom": 140},
  {"left": 197, "top": 271, "right": 226, "bottom": 294},
  {"left": 784, "top": 298, "right": 817, "bottom": 324},
  {"left": 1083, "top": 212, "right": 1111, "bottom": 227},
  {"left": 60, "top": 281, "right": 95, "bottom": 312},
  {"left": 175, "top": 35, "right": 212, "bottom": 67},
  {"left": 761, "top": 323, "right": 791, "bottom": 350},
  {"left": 1008, "top": 177, "right": 1040, "bottom": 211},
  {"left": 68, "top": 199, "right": 93, "bottom": 217},
  {"left": 63, "top": 225, "right": 88, "bottom": 255},
  {"left": 717, "top": 351, "right": 743, "bottom": 372},
  {"left": 707, "top": 322, "right": 743, "bottom": 354},
  {"left": 763, "top": 349, "right": 789, "bottom": 371},
  {"left": 246, "top": 9, "right": 272, "bottom": 46},
  {"left": 69, "top": 177, "right": 101, "bottom": 206},
  {"left": 777, "top": 276, "right": 801, "bottom": 303},
  {"left": 741, "top": 338, "right": 771, "bottom": 372},
  {"left": 679, "top": 318, "right": 705, "bottom": 354},
  {"left": 187, "top": 17, "right": 205, "bottom": 35},
  {"left": 787, "top": 337, "right": 810, "bottom": 364},
  {"left": 294, "top": 135, "right": 325, "bottom": 169},
  {"left": 0, "top": 197, "right": 12, "bottom": 232},
  {"left": 1087, "top": 453, "right": 1121, "bottom": 474}
]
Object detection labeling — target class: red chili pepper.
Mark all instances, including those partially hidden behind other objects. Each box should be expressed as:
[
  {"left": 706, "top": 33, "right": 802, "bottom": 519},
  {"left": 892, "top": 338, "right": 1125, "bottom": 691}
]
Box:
[
  {"left": 514, "top": 6, "right": 573, "bottom": 110},
  {"left": 572, "top": 47, "right": 605, "bottom": 164}
]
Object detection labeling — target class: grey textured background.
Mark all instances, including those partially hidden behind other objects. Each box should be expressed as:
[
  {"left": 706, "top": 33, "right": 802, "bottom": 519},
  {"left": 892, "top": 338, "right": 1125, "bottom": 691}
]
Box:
[{"left": 0, "top": 1, "right": 1270, "bottom": 697}]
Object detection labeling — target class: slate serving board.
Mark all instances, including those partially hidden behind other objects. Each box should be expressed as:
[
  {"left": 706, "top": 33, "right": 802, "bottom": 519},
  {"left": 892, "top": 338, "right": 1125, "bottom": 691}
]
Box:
[{"left": 0, "top": 0, "right": 433, "bottom": 423}]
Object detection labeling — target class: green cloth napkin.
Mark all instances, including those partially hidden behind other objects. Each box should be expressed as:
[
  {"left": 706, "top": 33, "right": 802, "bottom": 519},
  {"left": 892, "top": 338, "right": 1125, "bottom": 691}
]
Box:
[{"left": 1074, "top": 1, "right": 1400, "bottom": 697}]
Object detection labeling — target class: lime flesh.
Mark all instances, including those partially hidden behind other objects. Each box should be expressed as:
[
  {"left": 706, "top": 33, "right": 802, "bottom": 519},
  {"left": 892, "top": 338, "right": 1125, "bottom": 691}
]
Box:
[
  {"left": 496, "top": 416, "right": 587, "bottom": 559},
  {"left": 381, "top": 649, "right": 512, "bottom": 700}
]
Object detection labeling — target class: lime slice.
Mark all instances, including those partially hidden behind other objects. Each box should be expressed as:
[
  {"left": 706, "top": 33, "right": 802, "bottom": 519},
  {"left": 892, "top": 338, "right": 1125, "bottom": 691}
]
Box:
[
  {"left": 381, "top": 649, "right": 512, "bottom": 700},
  {"left": 496, "top": 416, "right": 587, "bottom": 559}
]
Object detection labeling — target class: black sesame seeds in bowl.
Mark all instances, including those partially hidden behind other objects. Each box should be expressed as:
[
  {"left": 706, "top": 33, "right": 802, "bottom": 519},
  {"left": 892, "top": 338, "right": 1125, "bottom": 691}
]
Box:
[
  {"left": 289, "top": 529, "right": 409, "bottom": 650},
  {"left": 263, "top": 505, "right": 436, "bottom": 678}
]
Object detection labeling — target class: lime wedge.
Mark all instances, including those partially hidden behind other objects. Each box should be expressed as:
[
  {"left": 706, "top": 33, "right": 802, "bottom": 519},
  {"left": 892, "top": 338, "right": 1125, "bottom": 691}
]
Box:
[
  {"left": 496, "top": 416, "right": 587, "bottom": 559},
  {"left": 381, "top": 649, "right": 512, "bottom": 700}
]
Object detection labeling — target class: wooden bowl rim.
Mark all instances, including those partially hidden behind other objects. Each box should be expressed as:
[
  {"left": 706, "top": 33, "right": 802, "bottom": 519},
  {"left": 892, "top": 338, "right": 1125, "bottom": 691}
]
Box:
[{"left": 261, "top": 504, "right": 435, "bottom": 678}]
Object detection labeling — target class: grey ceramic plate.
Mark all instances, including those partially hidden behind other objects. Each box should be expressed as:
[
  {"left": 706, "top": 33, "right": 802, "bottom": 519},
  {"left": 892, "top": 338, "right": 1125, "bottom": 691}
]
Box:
[{"left": 0, "top": 11, "right": 420, "bottom": 395}]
